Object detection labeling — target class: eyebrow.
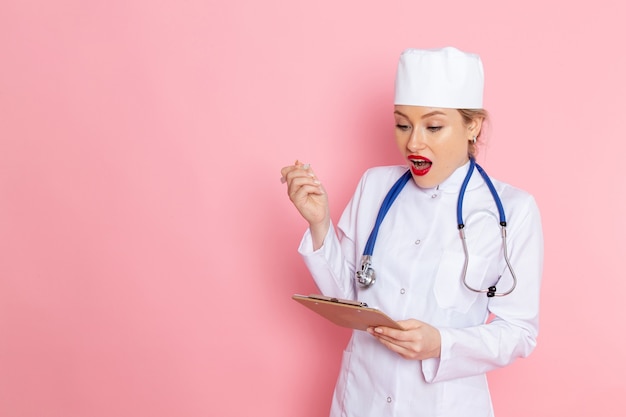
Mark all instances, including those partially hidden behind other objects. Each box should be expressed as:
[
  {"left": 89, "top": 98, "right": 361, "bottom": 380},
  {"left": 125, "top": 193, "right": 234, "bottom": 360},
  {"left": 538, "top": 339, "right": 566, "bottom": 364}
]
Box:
[{"left": 394, "top": 110, "right": 447, "bottom": 119}]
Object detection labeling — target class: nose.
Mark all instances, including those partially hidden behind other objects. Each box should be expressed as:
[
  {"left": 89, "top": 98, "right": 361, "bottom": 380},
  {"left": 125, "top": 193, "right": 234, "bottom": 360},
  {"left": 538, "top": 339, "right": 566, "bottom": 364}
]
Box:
[{"left": 406, "top": 128, "right": 426, "bottom": 152}]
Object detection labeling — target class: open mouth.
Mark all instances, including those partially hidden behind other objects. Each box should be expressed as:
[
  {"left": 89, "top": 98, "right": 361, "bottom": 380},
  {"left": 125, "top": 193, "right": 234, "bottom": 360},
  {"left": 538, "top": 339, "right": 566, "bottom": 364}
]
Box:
[{"left": 408, "top": 156, "right": 432, "bottom": 176}]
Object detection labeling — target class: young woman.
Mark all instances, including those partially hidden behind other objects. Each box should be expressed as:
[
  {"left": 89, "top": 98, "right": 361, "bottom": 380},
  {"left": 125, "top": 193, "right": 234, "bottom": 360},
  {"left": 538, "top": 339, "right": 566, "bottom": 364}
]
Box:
[{"left": 280, "top": 47, "right": 543, "bottom": 417}]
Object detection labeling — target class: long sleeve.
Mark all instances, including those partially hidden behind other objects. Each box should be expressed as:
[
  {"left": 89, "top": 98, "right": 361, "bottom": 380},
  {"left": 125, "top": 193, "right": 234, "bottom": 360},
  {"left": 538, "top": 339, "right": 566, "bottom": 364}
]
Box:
[
  {"left": 422, "top": 195, "right": 544, "bottom": 382},
  {"left": 298, "top": 223, "right": 357, "bottom": 300}
]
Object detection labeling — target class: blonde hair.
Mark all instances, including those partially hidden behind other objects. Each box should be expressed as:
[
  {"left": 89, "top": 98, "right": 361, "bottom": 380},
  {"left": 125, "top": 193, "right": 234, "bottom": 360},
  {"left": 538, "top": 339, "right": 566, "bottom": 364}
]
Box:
[{"left": 458, "top": 109, "right": 489, "bottom": 157}]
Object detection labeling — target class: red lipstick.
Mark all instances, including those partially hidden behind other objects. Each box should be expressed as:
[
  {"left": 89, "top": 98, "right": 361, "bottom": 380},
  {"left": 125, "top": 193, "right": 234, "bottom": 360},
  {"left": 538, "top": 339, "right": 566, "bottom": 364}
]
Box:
[{"left": 408, "top": 155, "right": 432, "bottom": 176}]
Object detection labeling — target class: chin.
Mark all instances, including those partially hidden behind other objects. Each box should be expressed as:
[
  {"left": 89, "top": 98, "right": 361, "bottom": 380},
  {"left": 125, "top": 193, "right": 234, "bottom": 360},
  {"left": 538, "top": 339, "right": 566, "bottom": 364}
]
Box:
[{"left": 411, "top": 176, "right": 438, "bottom": 189}]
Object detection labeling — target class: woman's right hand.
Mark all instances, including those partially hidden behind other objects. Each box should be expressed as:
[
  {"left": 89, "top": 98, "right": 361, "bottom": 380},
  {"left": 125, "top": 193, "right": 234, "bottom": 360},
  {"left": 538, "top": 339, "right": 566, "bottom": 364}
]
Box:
[{"left": 280, "top": 160, "right": 330, "bottom": 249}]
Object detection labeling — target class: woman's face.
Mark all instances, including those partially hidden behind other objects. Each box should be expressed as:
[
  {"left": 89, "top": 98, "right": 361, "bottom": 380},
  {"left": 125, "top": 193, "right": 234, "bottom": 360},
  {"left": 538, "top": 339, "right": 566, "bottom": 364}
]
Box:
[{"left": 394, "top": 105, "right": 481, "bottom": 189}]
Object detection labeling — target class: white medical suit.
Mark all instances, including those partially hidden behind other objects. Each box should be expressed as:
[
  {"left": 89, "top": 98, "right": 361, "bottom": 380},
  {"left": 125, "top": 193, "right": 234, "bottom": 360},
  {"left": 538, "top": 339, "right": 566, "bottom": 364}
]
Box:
[{"left": 298, "top": 162, "right": 544, "bottom": 417}]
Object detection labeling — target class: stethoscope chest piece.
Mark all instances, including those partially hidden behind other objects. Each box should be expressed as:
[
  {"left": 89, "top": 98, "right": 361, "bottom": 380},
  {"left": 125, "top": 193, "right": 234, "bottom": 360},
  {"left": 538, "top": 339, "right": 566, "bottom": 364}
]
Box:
[{"left": 356, "top": 255, "right": 376, "bottom": 287}]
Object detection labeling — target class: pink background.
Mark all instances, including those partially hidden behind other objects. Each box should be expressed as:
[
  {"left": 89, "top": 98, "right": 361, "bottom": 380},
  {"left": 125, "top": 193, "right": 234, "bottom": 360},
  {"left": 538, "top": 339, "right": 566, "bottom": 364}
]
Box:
[{"left": 1, "top": 1, "right": 624, "bottom": 416}]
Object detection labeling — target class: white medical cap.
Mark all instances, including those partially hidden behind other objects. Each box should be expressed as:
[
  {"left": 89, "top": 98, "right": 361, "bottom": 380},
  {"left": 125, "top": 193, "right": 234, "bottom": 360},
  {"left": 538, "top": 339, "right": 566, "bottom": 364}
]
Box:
[{"left": 394, "top": 47, "right": 484, "bottom": 109}]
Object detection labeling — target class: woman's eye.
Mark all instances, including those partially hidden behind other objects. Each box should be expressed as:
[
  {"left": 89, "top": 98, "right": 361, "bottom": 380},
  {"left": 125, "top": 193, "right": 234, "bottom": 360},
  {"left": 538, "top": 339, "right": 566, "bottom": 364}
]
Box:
[
  {"left": 396, "top": 124, "right": 410, "bottom": 131},
  {"left": 427, "top": 126, "right": 443, "bottom": 132}
]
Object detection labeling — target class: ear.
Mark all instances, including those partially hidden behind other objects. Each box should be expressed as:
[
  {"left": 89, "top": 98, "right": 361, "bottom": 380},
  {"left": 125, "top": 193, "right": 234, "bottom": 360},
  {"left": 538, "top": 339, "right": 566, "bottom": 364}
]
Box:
[{"left": 467, "top": 116, "right": 484, "bottom": 137}]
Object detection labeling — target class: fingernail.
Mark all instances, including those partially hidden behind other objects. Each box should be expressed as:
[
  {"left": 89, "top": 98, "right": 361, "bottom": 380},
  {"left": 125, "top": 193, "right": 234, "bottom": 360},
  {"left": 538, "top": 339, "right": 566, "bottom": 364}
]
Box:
[
  {"left": 302, "top": 164, "right": 310, "bottom": 170},
  {"left": 280, "top": 176, "right": 287, "bottom": 184},
  {"left": 374, "top": 327, "right": 383, "bottom": 334}
]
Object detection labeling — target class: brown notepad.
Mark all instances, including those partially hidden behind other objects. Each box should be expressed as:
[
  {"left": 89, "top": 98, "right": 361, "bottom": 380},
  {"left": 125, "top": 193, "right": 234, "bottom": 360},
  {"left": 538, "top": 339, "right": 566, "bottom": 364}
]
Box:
[{"left": 292, "top": 294, "right": 404, "bottom": 331}]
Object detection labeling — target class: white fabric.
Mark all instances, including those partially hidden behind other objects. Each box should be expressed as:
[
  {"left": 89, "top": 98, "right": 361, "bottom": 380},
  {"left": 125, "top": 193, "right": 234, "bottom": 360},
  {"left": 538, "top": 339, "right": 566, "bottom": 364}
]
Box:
[
  {"left": 298, "top": 162, "right": 543, "bottom": 417},
  {"left": 395, "top": 47, "right": 484, "bottom": 109}
]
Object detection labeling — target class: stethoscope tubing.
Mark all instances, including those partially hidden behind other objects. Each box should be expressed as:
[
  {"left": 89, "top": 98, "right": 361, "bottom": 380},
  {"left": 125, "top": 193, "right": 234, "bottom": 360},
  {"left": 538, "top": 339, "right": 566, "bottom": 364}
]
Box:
[
  {"left": 357, "top": 158, "right": 518, "bottom": 297},
  {"left": 362, "top": 170, "right": 412, "bottom": 256}
]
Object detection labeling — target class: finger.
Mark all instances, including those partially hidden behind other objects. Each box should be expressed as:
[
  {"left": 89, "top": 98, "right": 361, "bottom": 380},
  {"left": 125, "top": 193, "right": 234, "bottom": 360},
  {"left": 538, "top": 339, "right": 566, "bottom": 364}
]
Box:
[
  {"left": 288, "top": 182, "right": 325, "bottom": 203},
  {"left": 368, "top": 327, "right": 402, "bottom": 347},
  {"left": 286, "top": 171, "right": 324, "bottom": 194},
  {"left": 281, "top": 160, "right": 310, "bottom": 176},
  {"left": 280, "top": 165, "right": 299, "bottom": 183},
  {"left": 285, "top": 173, "right": 322, "bottom": 195},
  {"left": 370, "top": 332, "right": 397, "bottom": 346},
  {"left": 289, "top": 186, "right": 324, "bottom": 207},
  {"left": 371, "top": 333, "right": 414, "bottom": 358},
  {"left": 371, "top": 326, "right": 407, "bottom": 342},
  {"left": 280, "top": 163, "right": 316, "bottom": 184}
]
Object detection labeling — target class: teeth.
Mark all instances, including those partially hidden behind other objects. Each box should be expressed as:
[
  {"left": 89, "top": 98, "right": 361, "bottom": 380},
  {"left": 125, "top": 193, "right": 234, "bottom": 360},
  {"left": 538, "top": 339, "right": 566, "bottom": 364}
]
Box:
[{"left": 412, "top": 160, "right": 431, "bottom": 167}]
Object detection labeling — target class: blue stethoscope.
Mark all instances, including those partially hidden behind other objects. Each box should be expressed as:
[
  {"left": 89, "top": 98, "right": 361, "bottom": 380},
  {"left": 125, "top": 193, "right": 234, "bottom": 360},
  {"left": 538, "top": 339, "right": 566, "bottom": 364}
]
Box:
[{"left": 355, "top": 158, "right": 517, "bottom": 297}]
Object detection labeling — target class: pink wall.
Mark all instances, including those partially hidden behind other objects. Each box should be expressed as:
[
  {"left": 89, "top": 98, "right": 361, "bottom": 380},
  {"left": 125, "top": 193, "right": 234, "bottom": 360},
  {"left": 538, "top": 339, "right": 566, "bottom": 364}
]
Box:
[{"left": 1, "top": 1, "right": 624, "bottom": 416}]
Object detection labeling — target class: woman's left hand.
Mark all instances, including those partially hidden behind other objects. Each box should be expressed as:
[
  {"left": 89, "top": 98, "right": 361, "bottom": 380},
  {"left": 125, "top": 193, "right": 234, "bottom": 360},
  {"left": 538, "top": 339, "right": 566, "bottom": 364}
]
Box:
[{"left": 367, "top": 319, "right": 441, "bottom": 360}]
